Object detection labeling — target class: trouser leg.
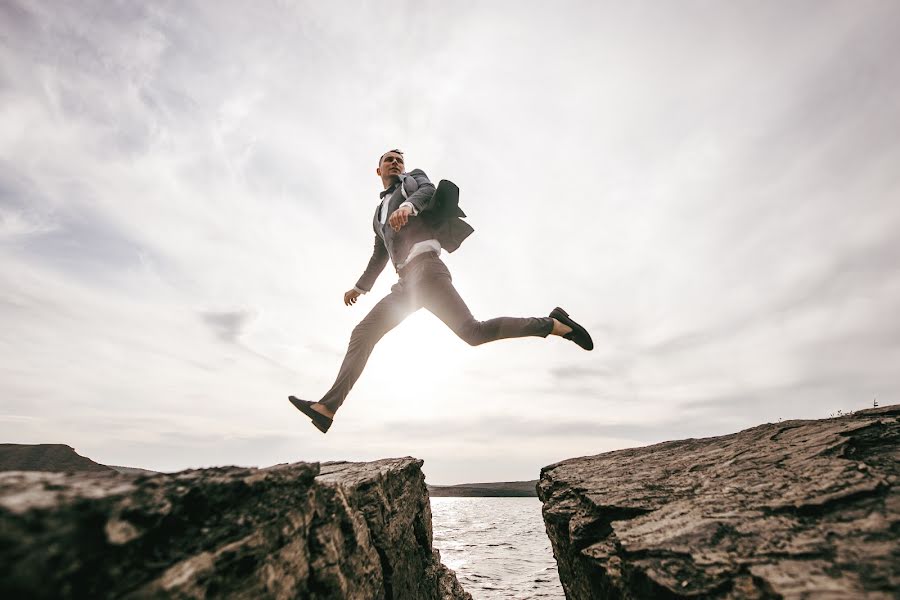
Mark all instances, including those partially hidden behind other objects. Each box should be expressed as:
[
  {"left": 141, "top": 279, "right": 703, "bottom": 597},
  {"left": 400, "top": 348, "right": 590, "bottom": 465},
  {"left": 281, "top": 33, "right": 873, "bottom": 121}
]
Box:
[
  {"left": 419, "top": 258, "right": 554, "bottom": 345},
  {"left": 319, "top": 285, "right": 418, "bottom": 414}
]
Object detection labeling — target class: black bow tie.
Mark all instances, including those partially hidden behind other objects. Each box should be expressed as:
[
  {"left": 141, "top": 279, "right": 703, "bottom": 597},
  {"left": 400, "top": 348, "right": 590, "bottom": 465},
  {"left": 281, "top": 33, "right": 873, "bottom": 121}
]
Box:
[{"left": 380, "top": 182, "right": 399, "bottom": 199}]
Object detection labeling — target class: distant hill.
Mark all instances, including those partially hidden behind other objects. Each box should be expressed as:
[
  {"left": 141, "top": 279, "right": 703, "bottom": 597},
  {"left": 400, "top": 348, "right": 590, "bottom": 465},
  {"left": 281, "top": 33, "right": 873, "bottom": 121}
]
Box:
[
  {"left": 427, "top": 480, "right": 538, "bottom": 497},
  {"left": 107, "top": 465, "right": 161, "bottom": 476},
  {"left": 0, "top": 444, "right": 114, "bottom": 473}
]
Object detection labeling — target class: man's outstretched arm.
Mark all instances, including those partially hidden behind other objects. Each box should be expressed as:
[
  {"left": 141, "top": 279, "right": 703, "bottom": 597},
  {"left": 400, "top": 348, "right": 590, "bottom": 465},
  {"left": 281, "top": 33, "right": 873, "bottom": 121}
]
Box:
[{"left": 345, "top": 235, "right": 388, "bottom": 305}]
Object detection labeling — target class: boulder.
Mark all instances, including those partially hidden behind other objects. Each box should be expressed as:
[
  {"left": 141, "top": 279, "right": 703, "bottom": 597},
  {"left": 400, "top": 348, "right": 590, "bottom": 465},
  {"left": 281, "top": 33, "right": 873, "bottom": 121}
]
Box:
[
  {"left": 0, "top": 456, "right": 471, "bottom": 600},
  {"left": 538, "top": 405, "right": 899, "bottom": 599}
]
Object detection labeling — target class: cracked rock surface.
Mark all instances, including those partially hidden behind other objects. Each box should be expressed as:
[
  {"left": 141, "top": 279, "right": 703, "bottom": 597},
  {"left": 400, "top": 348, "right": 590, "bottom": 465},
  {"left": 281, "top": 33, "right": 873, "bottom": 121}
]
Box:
[
  {"left": 0, "top": 456, "right": 470, "bottom": 600},
  {"left": 538, "top": 405, "right": 899, "bottom": 599}
]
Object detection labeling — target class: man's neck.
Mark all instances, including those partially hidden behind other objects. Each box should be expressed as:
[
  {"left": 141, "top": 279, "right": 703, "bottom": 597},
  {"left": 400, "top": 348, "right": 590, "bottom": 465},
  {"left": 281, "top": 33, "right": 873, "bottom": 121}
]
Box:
[{"left": 381, "top": 174, "right": 400, "bottom": 190}]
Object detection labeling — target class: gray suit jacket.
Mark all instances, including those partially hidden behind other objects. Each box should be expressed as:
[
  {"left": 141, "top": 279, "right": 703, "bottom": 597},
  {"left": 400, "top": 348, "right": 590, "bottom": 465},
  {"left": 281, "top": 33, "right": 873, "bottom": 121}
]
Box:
[{"left": 355, "top": 169, "right": 473, "bottom": 292}]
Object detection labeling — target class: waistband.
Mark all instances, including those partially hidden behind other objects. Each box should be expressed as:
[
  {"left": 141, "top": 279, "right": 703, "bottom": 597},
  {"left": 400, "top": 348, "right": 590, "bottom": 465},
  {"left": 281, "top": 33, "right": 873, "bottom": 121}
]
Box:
[{"left": 397, "top": 251, "right": 438, "bottom": 277}]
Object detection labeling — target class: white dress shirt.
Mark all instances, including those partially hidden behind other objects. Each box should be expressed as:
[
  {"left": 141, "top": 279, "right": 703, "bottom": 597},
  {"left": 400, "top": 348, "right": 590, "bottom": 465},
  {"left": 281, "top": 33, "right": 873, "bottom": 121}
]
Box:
[{"left": 352, "top": 180, "right": 441, "bottom": 295}]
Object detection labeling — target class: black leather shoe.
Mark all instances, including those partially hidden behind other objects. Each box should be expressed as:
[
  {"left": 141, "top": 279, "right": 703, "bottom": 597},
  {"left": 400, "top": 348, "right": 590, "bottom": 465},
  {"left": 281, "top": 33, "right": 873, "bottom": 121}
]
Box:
[
  {"left": 288, "top": 396, "right": 332, "bottom": 433},
  {"left": 549, "top": 307, "right": 593, "bottom": 351}
]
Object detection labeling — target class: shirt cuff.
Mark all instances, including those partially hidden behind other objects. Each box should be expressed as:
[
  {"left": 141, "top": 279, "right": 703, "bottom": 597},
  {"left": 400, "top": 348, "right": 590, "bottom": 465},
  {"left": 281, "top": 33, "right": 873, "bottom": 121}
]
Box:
[
  {"left": 352, "top": 286, "right": 368, "bottom": 295},
  {"left": 400, "top": 201, "right": 418, "bottom": 216}
]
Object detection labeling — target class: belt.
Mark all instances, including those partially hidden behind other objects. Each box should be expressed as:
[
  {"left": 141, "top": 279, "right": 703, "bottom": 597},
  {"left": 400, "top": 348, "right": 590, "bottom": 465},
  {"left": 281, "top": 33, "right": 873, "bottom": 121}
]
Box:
[{"left": 397, "top": 251, "right": 438, "bottom": 276}]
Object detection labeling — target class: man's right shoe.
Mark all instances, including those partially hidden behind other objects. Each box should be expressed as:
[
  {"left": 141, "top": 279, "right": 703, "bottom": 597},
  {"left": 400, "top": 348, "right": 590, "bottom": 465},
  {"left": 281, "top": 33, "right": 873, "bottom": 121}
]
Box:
[
  {"left": 288, "top": 396, "right": 332, "bottom": 433},
  {"left": 549, "top": 307, "right": 594, "bottom": 351}
]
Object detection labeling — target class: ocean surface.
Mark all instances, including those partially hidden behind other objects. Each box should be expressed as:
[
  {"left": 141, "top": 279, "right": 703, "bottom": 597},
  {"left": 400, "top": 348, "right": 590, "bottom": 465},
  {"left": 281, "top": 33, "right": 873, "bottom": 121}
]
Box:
[{"left": 430, "top": 497, "right": 565, "bottom": 599}]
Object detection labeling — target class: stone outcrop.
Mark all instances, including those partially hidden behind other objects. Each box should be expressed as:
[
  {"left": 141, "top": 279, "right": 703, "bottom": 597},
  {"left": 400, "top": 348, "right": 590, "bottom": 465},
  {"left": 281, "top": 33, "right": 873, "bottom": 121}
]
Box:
[
  {"left": 0, "top": 456, "right": 471, "bottom": 600},
  {"left": 538, "top": 405, "right": 899, "bottom": 599}
]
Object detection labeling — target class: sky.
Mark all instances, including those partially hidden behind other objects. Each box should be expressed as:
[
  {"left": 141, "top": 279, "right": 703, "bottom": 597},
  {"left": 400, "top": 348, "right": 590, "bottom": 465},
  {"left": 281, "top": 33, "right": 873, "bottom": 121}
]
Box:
[{"left": 1, "top": 1, "right": 898, "bottom": 484}]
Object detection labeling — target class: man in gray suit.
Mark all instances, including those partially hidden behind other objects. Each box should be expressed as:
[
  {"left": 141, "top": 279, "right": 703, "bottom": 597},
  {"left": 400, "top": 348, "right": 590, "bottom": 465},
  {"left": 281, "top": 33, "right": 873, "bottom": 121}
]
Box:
[{"left": 290, "top": 149, "right": 593, "bottom": 433}]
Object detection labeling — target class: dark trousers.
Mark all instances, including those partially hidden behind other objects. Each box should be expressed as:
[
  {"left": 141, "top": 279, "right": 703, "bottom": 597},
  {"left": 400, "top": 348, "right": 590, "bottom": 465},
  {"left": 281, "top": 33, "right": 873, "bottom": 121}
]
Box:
[{"left": 320, "top": 252, "right": 554, "bottom": 413}]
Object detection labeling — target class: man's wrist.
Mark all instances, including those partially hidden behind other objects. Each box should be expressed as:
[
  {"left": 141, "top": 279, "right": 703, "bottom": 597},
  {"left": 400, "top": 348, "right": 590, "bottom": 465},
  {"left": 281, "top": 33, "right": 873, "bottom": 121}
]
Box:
[
  {"left": 399, "top": 201, "right": 418, "bottom": 216},
  {"left": 352, "top": 286, "right": 367, "bottom": 295}
]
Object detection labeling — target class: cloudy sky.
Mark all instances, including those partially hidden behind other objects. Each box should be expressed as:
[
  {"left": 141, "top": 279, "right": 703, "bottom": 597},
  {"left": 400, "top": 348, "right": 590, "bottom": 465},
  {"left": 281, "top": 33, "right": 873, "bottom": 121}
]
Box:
[{"left": 1, "top": 1, "right": 898, "bottom": 483}]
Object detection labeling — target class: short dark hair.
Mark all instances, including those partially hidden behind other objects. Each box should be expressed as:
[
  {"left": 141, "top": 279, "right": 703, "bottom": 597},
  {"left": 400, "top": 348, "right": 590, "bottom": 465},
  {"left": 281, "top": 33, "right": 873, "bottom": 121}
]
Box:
[{"left": 379, "top": 149, "right": 404, "bottom": 167}]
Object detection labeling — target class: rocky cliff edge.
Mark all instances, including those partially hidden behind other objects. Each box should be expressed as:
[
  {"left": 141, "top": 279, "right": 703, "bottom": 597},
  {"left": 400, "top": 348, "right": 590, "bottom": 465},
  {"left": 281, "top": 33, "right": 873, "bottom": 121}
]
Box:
[
  {"left": 538, "top": 405, "right": 899, "bottom": 599},
  {"left": 0, "top": 456, "right": 471, "bottom": 600}
]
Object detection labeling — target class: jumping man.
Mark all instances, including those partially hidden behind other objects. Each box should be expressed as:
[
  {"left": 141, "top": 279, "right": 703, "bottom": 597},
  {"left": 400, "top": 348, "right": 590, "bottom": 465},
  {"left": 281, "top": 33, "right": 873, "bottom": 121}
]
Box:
[{"left": 289, "top": 149, "right": 593, "bottom": 433}]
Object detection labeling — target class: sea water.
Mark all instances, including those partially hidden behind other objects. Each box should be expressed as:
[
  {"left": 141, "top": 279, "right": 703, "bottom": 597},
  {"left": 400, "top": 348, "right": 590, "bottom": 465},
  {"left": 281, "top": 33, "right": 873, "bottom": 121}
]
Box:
[{"left": 430, "top": 497, "right": 565, "bottom": 599}]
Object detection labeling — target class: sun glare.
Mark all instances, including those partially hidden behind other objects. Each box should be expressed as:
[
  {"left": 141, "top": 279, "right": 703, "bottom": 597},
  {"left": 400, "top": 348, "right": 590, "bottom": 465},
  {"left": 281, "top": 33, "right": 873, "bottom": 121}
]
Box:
[{"left": 361, "top": 311, "right": 470, "bottom": 414}]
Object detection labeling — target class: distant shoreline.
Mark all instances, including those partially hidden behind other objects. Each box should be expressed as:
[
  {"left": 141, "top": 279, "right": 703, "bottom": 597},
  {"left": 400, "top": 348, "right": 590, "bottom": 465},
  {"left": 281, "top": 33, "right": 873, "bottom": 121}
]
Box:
[{"left": 427, "top": 480, "right": 538, "bottom": 497}]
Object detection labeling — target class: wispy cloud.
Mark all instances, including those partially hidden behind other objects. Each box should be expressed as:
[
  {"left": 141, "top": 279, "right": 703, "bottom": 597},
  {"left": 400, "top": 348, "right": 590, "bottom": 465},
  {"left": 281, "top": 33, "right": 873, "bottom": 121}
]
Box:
[{"left": 200, "top": 309, "right": 257, "bottom": 343}]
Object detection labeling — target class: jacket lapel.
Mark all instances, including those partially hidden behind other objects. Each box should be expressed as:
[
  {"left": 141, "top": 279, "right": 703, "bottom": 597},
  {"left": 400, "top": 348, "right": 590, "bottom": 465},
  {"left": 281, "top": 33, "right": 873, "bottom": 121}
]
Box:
[
  {"left": 371, "top": 173, "right": 428, "bottom": 240},
  {"left": 374, "top": 185, "right": 403, "bottom": 239}
]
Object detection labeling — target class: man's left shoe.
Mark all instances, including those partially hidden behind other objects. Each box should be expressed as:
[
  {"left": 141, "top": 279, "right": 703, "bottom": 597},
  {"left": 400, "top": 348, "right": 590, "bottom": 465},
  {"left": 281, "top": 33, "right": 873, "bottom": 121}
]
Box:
[
  {"left": 549, "top": 307, "right": 594, "bottom": 351},
  {"left": 288, "top": 396, "right": 332, "bottom": 433}
]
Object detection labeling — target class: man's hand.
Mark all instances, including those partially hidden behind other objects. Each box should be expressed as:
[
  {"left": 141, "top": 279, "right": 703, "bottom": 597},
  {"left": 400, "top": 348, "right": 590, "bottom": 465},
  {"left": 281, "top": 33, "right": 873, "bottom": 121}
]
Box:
[
  {"left": 344, "top": 289, "right": 361, "bottom": 306},
  {"left": 388, "top": 205, "right": 413, "bottom": 232}
]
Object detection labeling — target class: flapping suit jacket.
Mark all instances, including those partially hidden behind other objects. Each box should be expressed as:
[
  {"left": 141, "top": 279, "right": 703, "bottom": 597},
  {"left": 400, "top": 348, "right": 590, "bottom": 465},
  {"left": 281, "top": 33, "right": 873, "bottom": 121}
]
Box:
[{"left": 354, "top": 169, "right": 474, "bottom": 292}]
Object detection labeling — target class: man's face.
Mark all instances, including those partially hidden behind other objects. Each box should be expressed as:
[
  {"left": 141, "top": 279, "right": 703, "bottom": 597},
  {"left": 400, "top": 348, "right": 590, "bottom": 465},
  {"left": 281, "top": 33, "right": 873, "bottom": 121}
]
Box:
[{"left": 377, "top": 152, "right": 404, "bottom": 180}]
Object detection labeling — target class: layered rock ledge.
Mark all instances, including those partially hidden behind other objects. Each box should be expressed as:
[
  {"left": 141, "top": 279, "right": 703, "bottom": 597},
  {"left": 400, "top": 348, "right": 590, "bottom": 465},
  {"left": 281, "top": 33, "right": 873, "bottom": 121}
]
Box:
[
  {"left": 538, "top": 405, "right": 899, "bottom": 599},
  {"left": 0, "top": 456, "right": 471, "bottom": 600}
]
